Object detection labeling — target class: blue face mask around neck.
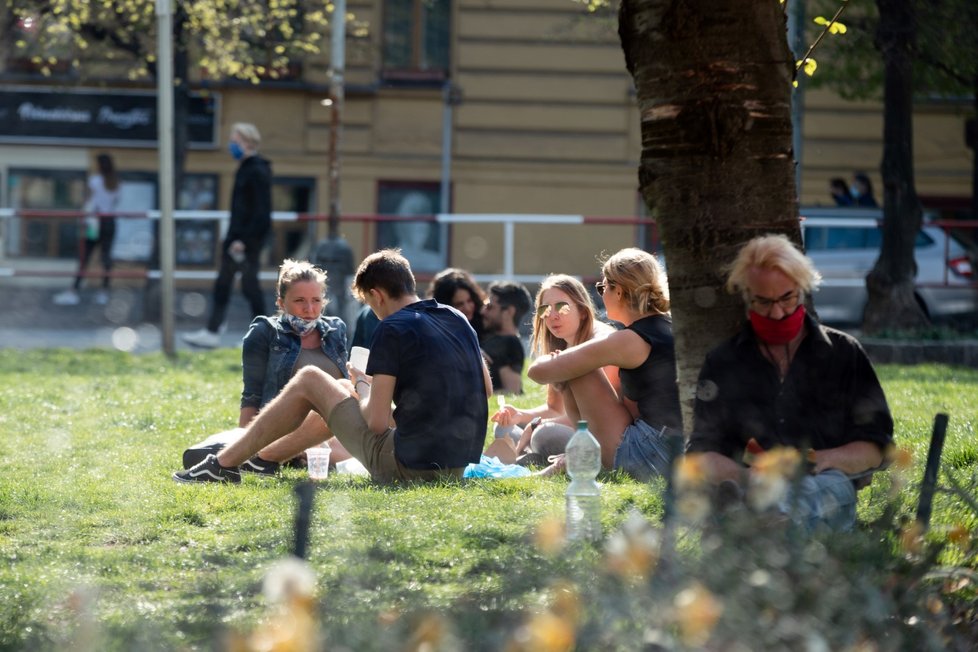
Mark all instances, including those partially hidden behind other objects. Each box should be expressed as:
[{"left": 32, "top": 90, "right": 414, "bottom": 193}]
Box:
[
  {"left": 229, "top": 141, "right": 245, "bottom": 160},
  {"left": 283, "top": 313, "right": 319, "bottom": 336}
]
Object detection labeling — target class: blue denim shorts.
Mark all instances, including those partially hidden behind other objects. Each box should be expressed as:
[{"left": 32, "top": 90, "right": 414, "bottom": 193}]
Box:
[{"left": 613, "top": 419, "right": 672, "bottom": 481}]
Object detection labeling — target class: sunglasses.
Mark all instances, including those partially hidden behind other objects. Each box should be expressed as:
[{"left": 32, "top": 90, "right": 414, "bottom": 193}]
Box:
[
  {"left": 536, "top": 301, "right": 572, "bottom": 318},
  {"left": 595, "top": 280, "right": 614, "bottom": 294}
]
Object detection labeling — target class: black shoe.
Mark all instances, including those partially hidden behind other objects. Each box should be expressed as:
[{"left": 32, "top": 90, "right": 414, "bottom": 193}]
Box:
[
  {"left": 173, "top": 454, "right": 241, "bottom": 484},
  {"left": 182, "top": 443, "right": 226, "bottom": 469},
  {"left": 241, "top": 455, "right": 280, "bottom": 476}
]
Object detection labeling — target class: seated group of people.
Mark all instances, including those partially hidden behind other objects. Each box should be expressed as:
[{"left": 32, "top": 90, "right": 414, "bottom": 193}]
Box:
[{"left": 174, "top": 235, "right": 894, "bottom": 533}]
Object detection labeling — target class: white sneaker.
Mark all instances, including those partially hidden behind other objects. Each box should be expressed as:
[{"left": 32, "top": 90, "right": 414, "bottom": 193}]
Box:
[
  {"left": 183, "top": 328, "right": 221, "bottom": 348},
  {"left": 94, "top": 290, "right": 110, "bottom": 305},
  {"left": 53, "top": 290, "right": 81, "bottom": 306}
]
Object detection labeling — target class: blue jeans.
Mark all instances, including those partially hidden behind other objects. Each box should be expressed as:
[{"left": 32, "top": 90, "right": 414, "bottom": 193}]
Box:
[
  {"left": 777, "top": 469, "right": 857, "bottom": 532},
  {"left": 613, "top": 419, "right": 672, "bottom": 481}
]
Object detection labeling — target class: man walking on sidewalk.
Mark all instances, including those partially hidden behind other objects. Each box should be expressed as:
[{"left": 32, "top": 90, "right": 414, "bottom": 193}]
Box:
[{"left": 184, "top": 122, "right": 272, "bottom": 348}]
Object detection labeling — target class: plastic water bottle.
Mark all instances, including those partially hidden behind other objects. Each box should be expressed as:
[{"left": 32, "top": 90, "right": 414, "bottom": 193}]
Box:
[{"left": 565, "top": 420, "right": 602, "bottom": 542}]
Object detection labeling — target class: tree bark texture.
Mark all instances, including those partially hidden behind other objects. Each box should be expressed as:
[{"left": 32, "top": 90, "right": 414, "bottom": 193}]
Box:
[
  {"left": 863, "top": 0, "right": 929, "bottom": 334},
  {"left": 618, "top": 0, "right": 799, "bottom": 431}
]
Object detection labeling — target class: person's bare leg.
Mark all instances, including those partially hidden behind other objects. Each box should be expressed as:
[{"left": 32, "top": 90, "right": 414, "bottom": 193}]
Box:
[
  {"left": 257, "top": 411, "right": 330, "bottom": 463},
  {"left": 217, "top": 367, "right": 354, "bottom": 467},
  {"left": 327, "top": 437, "right": 352, "bottom": 466},
  {"left": 561, "top": 369, "right": 632, "bottom": 469}
]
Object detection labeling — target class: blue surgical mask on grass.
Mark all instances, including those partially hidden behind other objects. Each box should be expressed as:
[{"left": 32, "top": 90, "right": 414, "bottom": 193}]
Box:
[{"left": 229, "top": 141, "right": 245, "bottom": 160}]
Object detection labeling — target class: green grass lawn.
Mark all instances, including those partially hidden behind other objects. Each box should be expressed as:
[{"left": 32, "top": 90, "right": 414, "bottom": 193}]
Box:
[{"left": 0, "top": 349, "right": 975, "bottom": 650}]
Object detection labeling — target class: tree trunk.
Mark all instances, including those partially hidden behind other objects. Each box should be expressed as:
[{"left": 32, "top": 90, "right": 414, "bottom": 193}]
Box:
[
  {"left": 862, "top": 0, "right": 929, "bottom": 334},
  {"left": 618, "top": 0, "right": 799, "bottom": 432}
]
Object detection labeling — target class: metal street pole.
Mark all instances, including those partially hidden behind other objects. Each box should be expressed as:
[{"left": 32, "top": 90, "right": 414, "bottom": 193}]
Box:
[
  {"left": 327, "top": 0, "right": 345, "bottom": 239},
  {"left": 156, "top": 0, "right": 176, "bottom": 356}
]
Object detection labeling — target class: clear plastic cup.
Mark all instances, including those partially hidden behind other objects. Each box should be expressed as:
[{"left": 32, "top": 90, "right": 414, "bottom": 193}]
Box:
[
  {"left": 349, "top": 346, "right": 370, "bottom": 373},
  {"left": 306, "top": 444, "right": 331, "bottom": 480}
]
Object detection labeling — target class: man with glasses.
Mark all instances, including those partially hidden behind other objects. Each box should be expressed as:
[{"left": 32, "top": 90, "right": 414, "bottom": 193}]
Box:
[
  {"left": 480, "top": 281, "right": 532, "bottom": 394},
  {"left": 686, "top": 234, "right": 893, "bottom": 532}
]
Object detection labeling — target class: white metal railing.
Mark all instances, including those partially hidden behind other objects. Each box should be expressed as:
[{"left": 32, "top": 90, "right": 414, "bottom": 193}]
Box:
[{"left": 0, "top": 208, "right": 653, "bottom": 284}]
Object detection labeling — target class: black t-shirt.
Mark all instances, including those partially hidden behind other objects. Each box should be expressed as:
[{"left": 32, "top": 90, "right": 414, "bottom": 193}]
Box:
[
  {"left": 366, "top": 299, "right": 488, "bottom": 470},
  {"left": 481, "top": 333, "right": 525, "bottom": 392},
  {"left": 618, "top": 314, "right": 682, "bottom": 430},
  {"left": 687, "top": 315, "right": 894, "bottom": 461}
]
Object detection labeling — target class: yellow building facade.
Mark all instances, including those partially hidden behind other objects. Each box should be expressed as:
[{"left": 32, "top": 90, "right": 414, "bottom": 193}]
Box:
[{"left": 0, "top": 0, "right": 973, "bottom": 281}]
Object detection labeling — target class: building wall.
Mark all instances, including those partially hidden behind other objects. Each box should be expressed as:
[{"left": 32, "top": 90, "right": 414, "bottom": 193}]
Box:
[{"left": 0, "top": 0, "right": 973, "bottom": 280}]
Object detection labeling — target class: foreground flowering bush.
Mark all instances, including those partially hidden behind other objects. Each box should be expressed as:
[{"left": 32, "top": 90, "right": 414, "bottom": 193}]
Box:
[{"left": 229, "top": 453, "right": 977, "bottom": 652}]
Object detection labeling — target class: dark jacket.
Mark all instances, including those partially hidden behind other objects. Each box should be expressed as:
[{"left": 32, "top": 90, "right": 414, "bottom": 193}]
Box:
[
  {"left": 225, "top": 154, "right": 272, "bottom": 248},
  {"left": 687, "top": 314, "right": 893, "bottom": 461}
]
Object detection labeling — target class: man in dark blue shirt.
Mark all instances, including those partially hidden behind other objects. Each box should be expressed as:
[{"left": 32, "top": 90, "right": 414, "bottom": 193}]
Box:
[{"left": 176, "top": 249, "right": 491, "bottom": 483}]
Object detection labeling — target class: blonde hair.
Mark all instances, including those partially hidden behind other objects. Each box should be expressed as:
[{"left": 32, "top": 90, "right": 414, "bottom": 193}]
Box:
[
  {"left": 725, "top": 234, "right": 821, "bottom": 298},
  {"left": 231, "top": 122, "right": 261, "bottom": 149},
  {"left": 531, "top": 274, "right": 596, "bottom": 356},
  {"left": 601, "top": 247, "right": 670, "bottom": 315},
  {"left": 277, "top": 259, "right": 327, "bottom": 304}
]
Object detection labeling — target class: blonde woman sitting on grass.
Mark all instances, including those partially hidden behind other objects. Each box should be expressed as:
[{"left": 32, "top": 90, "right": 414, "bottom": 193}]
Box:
[
  {"left": 180, "top": 259, "right": 352, "bottom": 474},
  {"left": 488, "top": 274, "right": 617, "bottom": 466},
  {"left": 528, "top": 248, "right": 681, "bottom": 480}
]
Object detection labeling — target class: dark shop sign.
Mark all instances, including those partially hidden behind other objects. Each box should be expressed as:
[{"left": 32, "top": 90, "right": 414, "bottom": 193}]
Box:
[{"left": 0, "top": 87, "right": 219, "bottom": 148}]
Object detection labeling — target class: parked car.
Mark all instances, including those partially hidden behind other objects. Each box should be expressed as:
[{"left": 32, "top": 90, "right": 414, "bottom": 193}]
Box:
[{"left": 801, "top": 208, "right": 977, "bottom": 325}]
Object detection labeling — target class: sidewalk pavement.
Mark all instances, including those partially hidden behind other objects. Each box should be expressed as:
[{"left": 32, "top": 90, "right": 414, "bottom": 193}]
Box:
[
  {"left": 0, "top": 281, "right": 278, "bottom": 353},
  {"left": 4, "top": 264, "right": 976, "bottom": 367}
]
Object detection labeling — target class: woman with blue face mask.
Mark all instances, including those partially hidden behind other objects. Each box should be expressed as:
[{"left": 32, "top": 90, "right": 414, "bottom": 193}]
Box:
[{"left": 181, "top": 259, "right": 353, "bottom": 474}]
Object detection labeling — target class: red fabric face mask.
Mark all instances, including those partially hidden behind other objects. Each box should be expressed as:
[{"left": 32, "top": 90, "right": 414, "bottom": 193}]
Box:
[{"left": 749, "top": 305, "right": 806, "bottom": 345}]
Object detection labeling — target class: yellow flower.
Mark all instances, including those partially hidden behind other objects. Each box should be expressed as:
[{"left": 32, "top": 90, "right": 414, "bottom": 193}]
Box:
[
  {"left": 534, "top": 516, "right": 566, "bottom": 555},
  {"left": 900, "top": 520, "right": 926, "bottom": 555},
  {"left": 674, "top": 582, "right": 723, "bottom": 646},
  {"left": 891, "top": 446, "right": 914, "bottom": 470},
  {"left": 549, "top": 581, "right": 581, "bottom": 623},
  {"left": 674, "top": 454, "right": 708, "bottom": 492},
  {"left": 604, "top": 510, "right": 661, "bottom": 580},
  {"left": 947, "top": 523, "right": 971, "bottom": 548},
  {"left": 508, "top": 582, "right": 580, "bottom": 652},
  {"left": 405, "top": 612, "right": 449, "bottom": 651},
  {"left": 510, "top": 612, "right": 575, "bottom": 652},
  {"left": 747, "top": 447, "right": 801, "bottom": 510}
]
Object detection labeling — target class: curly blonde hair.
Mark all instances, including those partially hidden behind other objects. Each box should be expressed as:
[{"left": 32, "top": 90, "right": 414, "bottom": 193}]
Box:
[{"left": 601, "top": 248, "right": 670, "bottom": 315}]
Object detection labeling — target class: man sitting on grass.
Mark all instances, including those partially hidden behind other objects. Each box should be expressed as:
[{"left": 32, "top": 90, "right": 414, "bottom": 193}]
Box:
[
  {"left": 686, "top": 234, "right": 894, "bottom": 532},
  {"left": 174, "top": 248, "right": 491, "bottom": 484},
  {"left": 480, "top": 280, "right": 532, "bottom": 394}
]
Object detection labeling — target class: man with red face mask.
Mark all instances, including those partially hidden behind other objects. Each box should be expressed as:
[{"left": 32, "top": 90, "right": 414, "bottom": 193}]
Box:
[{"left": 686, "top": 234, "right": 893, "bottom": 532}]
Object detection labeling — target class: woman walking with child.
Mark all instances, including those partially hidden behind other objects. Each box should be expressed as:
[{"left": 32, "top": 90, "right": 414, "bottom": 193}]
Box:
[{"left": 528, "top": 248, "right": 681, "bottom": 480}]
